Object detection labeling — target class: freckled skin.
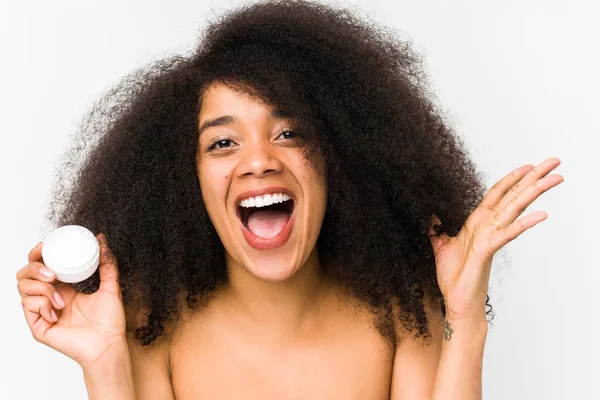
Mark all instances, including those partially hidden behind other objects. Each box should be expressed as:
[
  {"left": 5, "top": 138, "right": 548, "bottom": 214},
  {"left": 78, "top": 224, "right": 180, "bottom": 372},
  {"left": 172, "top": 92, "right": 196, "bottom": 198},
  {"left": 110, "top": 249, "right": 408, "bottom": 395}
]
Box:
[
  {"left": 196, "top": 83, "right": 328, "bottom": 283},
  {"left": 46, "top": 2, "right": 490, "bottom": 396},
  {"left": 164, "top": 83, "right": 393, "bottom": 398}
]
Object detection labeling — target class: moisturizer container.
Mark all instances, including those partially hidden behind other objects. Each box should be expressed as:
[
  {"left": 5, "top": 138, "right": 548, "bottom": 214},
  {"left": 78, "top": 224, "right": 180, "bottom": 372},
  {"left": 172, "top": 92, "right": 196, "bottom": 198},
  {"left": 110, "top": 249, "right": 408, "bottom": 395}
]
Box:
[{"left": 41, "top": 225, "right": 100, "bottom": 283}]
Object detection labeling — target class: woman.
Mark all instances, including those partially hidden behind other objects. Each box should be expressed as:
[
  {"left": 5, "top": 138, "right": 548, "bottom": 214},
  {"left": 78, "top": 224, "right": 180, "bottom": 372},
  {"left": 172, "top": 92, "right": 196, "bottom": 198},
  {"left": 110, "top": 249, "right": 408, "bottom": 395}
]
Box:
[{"left": 16, "top": 1, "right": 563, "bottom": 398}]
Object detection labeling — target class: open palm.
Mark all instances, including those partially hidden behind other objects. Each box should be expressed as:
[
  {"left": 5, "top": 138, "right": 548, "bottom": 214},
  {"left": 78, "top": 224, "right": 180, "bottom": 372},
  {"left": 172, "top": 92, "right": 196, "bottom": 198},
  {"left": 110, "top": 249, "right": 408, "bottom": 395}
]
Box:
[{"left": 428, "top": 157, "right": 564, "bottom": 320}]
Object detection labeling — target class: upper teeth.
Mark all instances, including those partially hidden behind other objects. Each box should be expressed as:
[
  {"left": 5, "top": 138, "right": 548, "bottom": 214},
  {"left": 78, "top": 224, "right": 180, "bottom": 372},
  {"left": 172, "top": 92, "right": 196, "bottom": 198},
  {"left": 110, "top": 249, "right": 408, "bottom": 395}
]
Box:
[{"left": 239, "top": 192, "right": 291, "bottom": 208}]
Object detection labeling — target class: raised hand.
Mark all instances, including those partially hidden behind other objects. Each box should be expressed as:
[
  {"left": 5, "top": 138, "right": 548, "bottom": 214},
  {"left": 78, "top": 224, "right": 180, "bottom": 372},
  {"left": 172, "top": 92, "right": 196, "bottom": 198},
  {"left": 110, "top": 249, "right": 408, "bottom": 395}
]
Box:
[
  {"left": 16, "top": 233, "right": 127, "bottom": 368},
  {"left": 428, "top": 157, "right": 564, "bottom": 320}
]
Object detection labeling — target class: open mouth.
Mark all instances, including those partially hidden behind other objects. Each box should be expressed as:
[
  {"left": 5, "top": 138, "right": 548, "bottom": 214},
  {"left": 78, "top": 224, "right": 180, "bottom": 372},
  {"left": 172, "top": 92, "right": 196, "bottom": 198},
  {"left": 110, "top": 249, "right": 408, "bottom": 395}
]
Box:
[{"left": 237, "top": 198, "right": 295, "bottom": 239}]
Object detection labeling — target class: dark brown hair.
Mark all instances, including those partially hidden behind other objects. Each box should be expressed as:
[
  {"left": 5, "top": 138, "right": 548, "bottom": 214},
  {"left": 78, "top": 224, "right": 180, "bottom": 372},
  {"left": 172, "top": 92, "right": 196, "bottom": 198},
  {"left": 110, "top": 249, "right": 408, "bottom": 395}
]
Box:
[{"left": 48, "top": 0, "right": 492, "bottom": 346}]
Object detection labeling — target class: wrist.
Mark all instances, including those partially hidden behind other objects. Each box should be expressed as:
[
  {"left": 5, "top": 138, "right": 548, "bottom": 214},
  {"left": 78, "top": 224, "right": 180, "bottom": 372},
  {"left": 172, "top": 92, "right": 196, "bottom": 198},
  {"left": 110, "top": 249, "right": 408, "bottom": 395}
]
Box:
[
  {"left": 442, "top": 315, "right": 488, "bottom": 345},
  {"left": 445, "top": 309, "right": 488, "bottom": 325},
  {"left": 82, "top": 341, "right": 135, "bottom": 400},
  {"left": 82, "top": 340, "right": 132, "bottom": 385},
  {"left": 81, "top": 339, "right": 130, "bottom": 371}
]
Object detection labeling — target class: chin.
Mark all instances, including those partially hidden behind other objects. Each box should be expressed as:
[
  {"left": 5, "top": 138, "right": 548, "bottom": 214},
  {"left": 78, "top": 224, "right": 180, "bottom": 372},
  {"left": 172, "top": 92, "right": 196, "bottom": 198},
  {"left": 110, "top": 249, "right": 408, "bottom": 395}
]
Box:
[{"left": 239, "top": 251, "right": 303, "bottom": 283}]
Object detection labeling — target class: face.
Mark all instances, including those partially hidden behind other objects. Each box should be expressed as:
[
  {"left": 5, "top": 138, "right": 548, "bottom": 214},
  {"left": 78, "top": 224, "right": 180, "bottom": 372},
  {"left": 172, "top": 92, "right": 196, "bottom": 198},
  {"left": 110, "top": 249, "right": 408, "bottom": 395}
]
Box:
[{"left": 196, "top": 83, "right": 327, "bottom": 282}]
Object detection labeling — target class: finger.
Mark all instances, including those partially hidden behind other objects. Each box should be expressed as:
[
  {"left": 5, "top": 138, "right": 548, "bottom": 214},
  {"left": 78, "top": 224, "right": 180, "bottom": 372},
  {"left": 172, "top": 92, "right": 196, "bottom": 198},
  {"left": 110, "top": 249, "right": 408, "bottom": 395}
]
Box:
[
  {"left": 428, "top": 215, "right": 442, "bottom": 235},
  {"left": 16, "top": 261, "right": 57, "bottom": 284},
  {"left": 490, "top": 210, "right": 548, "bottom": 251},
  {"left": 491, "top": 173, "right": 563, "bottom": 230},
  {"left": 27, "top": 241, "right": 43, "bottom": 263},
  {"left": 487, "top": 157, "right": 561, "bottom": 213},
  {"left": 97, "top": 233, "right": 121, "bottom": 296},
  {"left": 427, "top": 214, "right": 443, "bottom": 253},
  {"left": 22, "top": 296, "right": 58, "bottom": 327},
  {"left": 17, "top": 279, "right": 66, "bottom": 309},
  {"left": 478, "top": 164, "right": 534, "bottom": 211}
]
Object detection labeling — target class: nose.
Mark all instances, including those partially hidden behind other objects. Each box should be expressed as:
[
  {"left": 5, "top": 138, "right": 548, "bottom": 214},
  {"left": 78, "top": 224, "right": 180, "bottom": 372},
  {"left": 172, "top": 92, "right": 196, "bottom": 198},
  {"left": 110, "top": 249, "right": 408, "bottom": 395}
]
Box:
[{"left": 235, "top": 138, "right": 283, "bottom": 178}]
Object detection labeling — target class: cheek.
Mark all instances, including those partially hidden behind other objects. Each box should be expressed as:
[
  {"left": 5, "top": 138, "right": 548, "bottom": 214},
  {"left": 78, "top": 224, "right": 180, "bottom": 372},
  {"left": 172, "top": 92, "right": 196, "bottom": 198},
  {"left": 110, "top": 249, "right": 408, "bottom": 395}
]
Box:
[
  {"left": 295, "top": 149, "right": 326, "bottom": 192},
  {"left": 198, "top": 162, "right": 230, "bottom": 210},
  {"left": 296, "top": 162, "right": 327, "bottom": 208}
]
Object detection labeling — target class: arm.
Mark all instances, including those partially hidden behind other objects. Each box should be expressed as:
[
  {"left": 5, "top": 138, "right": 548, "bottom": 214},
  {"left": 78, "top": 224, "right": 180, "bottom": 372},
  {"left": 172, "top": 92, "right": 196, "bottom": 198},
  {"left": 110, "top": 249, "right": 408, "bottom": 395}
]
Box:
[
  {"left": 431, "top": 316, "right": 487, "bottom": 400},
  {"left": 126, "top": 333, "right": 175, "bottom": 399},
  {"left": 389, "top": 295, "right": 443, "bottom": 399},
  {"left": 418, "top": 158, "right": 561, "bottom": 397},
  {"left": 82, "top": 313, "right": 175, "bottom": 400},
  {"left": 125, "top": 303, "right": 176, "bottom": 400},
  {"left": 389, "top": 294, "right": 487, "bottom": 400},
  {"left": 82, "top": 341, "right": 136, "bottom": 400}
]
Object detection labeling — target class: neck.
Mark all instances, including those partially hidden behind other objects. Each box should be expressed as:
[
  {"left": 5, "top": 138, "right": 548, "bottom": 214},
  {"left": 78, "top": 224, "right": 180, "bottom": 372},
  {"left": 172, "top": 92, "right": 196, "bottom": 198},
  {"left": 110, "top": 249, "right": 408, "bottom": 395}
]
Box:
[{"left": 222, "top": 248, "right": 331, "bottom": 333}]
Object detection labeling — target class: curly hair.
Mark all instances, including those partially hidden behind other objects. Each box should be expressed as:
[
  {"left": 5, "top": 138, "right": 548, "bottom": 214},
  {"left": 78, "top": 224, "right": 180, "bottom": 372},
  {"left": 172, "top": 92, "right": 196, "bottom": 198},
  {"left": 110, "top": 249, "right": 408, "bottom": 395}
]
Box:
[{"left": 47, "top": 0, "right": 493, "bottom": 347}]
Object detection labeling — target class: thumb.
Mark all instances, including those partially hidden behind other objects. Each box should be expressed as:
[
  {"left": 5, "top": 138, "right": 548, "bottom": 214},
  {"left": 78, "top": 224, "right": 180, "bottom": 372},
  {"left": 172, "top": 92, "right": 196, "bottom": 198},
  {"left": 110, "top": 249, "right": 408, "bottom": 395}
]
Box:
[
  {"left": 427, "top": 215, "right": 444, "bottom": 256},
  {"left": 96, "top": 233, "right": 121, "bottom": 296}
]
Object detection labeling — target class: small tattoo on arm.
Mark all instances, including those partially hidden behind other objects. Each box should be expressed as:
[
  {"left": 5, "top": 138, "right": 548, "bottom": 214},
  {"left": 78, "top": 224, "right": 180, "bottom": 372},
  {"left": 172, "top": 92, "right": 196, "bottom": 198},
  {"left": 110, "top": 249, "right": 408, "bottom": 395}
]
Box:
[{"left": 444, "top": 320, "right": 454, "bottom": 341}]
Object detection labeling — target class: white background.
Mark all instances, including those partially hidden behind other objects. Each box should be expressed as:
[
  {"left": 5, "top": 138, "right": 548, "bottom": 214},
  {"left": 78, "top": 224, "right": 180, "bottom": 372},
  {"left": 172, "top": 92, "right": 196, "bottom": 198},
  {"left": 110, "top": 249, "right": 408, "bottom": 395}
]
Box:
[{"left": 1, "top": 0, "right": 597, "bottom": 398}]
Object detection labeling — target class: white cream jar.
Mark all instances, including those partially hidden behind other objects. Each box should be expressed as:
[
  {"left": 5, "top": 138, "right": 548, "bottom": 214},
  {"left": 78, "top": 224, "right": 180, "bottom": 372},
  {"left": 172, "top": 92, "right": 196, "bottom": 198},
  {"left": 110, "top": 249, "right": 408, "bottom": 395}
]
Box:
[{"left": 41, "top": 225, "right": 100, "bottom": 283}]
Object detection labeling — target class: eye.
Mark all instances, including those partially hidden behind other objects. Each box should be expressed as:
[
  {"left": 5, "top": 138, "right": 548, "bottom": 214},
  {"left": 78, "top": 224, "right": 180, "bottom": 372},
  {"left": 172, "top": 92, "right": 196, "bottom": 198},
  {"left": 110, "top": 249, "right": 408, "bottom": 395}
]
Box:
[
  {"left": 277, "top": 130, "right": 297, "bottom": 140},
  {"left": 207, "top": 136, "right": 234, "bottom": 151}
]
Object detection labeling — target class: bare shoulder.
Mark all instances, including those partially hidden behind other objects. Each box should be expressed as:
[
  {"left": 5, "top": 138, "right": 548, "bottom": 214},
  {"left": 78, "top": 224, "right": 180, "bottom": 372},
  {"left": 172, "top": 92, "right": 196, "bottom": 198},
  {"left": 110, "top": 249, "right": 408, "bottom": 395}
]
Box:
[
  {"left": 124, "top": 295, "right": 189, "bottom": 400},
  {"left": 167, "top": 283, "right": 395, "bottom": 399},
  {"left": 389, "top": 290, "right": 445, "bottom": 399}
]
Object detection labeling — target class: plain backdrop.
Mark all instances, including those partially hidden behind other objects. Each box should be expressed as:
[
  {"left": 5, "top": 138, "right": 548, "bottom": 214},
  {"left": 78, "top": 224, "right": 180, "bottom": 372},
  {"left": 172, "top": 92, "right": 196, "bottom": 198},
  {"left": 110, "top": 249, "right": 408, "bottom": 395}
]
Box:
[{"left": 1, "top": 0, "right": 597, "bottom": 398}]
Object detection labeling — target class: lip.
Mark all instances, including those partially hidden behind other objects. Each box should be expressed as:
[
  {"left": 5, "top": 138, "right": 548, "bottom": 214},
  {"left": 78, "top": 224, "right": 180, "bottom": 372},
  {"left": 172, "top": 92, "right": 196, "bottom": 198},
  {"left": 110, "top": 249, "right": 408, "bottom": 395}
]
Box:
[
  {"left": 233, "top": 185, "right": 297, "bottom": 251},
  {"left": 238, "top": 208, "right": 296, "bottom": 250},
  {"left": 234, "top": 185, "right": 297, "bottom": 208}
]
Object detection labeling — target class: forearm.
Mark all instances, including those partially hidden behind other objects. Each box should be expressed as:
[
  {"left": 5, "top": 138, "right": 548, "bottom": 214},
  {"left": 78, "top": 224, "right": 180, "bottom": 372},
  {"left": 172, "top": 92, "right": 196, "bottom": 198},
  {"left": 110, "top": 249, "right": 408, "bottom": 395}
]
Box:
[
  {"left": 431, "top": 316, "right": 488, "bottom": 400},
  {"left": 82, "top": 342, "right": 136, "bottom": 400}
]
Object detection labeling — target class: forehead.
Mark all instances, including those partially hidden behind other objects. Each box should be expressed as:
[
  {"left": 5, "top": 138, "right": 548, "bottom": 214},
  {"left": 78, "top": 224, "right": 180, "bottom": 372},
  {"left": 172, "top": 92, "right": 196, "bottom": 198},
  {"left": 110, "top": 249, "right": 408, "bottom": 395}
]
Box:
[
  {"left": 199, "top": 84, "right": 268, "bottom": 116},
  {"left": 198, "top": 84, "right": 293, "bottom": 135}
]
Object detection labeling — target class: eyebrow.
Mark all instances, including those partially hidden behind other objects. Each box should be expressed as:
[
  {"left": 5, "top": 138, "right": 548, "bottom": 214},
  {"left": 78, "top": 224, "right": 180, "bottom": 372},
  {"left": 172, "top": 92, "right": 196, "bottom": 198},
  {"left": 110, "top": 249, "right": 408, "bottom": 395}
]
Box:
[{"left": 198, "top": 109, "right": 291, "bottom": 136}]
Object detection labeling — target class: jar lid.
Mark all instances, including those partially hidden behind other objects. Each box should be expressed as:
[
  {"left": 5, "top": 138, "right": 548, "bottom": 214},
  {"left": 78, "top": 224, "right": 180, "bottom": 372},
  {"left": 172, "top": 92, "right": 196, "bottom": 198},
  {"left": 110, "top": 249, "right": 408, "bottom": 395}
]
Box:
[{"left": 42, "top": 225, "right": 100, "bottom": 274}]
